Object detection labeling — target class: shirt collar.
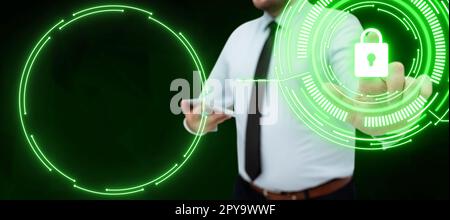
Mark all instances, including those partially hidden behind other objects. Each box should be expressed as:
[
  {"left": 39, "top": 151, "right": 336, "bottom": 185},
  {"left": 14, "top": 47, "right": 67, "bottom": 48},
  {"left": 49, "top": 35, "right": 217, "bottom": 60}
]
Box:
[
  {"left": 261, "top": 12, "right": 279, "bottom": 30},
  {"left": 259, "top": 0, "right": 310, "bottom": 31}
]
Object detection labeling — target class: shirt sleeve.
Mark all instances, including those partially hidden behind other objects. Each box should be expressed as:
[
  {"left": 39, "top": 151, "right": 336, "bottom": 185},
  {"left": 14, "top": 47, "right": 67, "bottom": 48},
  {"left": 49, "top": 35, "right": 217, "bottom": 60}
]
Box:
[{"left": 183, "top": 118, "right": 218, "bottom": 136}]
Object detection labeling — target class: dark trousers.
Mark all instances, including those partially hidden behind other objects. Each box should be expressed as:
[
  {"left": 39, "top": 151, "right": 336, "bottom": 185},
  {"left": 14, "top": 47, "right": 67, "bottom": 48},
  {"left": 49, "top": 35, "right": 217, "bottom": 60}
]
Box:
[{"left": 233, "top": 176, "right": 356, "bottom": 200}]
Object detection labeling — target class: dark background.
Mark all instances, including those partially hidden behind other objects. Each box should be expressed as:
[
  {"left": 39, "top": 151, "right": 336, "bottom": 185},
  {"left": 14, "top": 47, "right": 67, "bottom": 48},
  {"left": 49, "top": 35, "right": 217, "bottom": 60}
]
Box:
[{"left": 0, "top": 0, "right": 448, "bottom": 199}]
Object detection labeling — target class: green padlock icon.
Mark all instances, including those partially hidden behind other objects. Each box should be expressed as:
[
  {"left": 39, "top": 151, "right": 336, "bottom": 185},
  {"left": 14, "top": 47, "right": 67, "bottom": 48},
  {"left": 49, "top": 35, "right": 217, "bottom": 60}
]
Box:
[{"left": 354, "top": 28, "right": 389, "bottom": 78}]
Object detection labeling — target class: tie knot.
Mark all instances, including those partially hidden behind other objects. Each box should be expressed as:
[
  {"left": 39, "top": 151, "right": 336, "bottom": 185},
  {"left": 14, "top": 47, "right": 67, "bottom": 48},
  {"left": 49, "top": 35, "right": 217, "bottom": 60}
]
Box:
[{"left": 268, "top": 21, "right": 279, "bottom": 33}]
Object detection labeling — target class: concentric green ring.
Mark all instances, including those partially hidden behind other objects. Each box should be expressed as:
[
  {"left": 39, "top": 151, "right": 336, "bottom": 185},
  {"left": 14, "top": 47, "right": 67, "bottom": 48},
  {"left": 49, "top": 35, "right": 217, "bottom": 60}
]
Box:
[
  {"left": 275, "top": 0, "right": 449, "bottom": 150},
  {"left": 18, "top": 5, "right": 208, "bottom": 196}
]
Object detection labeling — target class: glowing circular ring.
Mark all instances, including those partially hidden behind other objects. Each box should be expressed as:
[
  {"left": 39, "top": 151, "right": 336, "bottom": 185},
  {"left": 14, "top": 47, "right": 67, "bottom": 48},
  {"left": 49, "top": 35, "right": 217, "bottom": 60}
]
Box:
[
  {"left": 312, "top": 1, "right": 431, "bottom": 113},
  {"left": 275, "top": 0, "right": 449, "bottom": 150},
  {"left": 18, "top": 5, "right": 208, "bottom": 196}
]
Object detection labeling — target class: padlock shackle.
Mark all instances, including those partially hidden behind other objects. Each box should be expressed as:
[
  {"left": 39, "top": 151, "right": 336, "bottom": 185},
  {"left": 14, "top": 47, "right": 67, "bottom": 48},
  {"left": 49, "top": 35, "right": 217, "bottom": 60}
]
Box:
[{"left": 360, "top": 28, "right": 383, "bottom": 44}]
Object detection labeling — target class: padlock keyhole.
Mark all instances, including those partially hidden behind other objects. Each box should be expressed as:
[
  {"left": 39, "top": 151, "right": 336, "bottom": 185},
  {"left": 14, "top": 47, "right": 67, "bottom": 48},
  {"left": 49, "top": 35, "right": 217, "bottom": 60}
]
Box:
[{"left": 367, "top": 53, "right": 376, "bottom": 67}]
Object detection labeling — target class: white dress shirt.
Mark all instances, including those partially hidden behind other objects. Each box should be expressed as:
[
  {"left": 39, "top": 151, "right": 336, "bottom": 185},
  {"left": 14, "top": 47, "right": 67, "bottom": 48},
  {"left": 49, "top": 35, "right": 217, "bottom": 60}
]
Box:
[{"left": 185, "top": 2, "right": 364, "bottom": 192}]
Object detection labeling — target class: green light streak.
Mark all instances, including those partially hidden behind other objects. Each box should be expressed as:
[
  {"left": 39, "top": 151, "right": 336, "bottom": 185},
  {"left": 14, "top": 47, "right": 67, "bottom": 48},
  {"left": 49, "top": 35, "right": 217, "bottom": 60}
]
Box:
[
  {"left": 290, "top": 90, "right": 353, "bottom": 143},
  {"left": 28, "top": 137, "right": 52, "bottom": 171},
  {"left": 321, "top": 2, "right": 425, "bottom": 109},
  {"left": 21, "top": 19, "right": 64, "bottom": 115},
  {"left": 441, "top": 1, "right": 449, "bottom": 13},
  {"left": 178, "top": 32, "right": 208, "bottom": 158},
  {"left": 147, "top": 16, "right": 207, "bottom": 158},
  {"left": 30, "top": 135, "right": 76, "bottom": 183},
  {"left": 179, "top": 33, "right": 205, "bottom": 80},
  {"left": 23, "top": 37, "right": 51, "bottom": 115},
  {"left": 59, "top": 9, "right": 124, "bottom": 30},
  {"left": 155, "top": 164, "right": 179, "bottom": 185},
  {"left": 106, "top": 163, "right": 178, "bottom": 192},
  {"left": 377, "top": 8, "right": 410, "bottom": 31},
  {"left": 236, "top": 72, "right": 310, "bottom": 83},
  {"left": 435, "top": 90, "right": 449, "bottom": 111},
  {"left": 428, "top": 110, "right": 440, "bottom": 120},
  {"left": 350, "top": 5, "right": 375, "bottom": 11},
  {"left": 370, "top": 138, "right": 411, "bottom": 146},
  {"left": 383, "top": 139, "right": 413, "bottom": 149},
  {"left": 23, "top": 36, "right": 52, "bottom": 115},
  {"left": 435, "top": 108, "right": 449, "bottom": 125},
  {"left": 18, "top": 31, "right": 56, "bottom": 172}
]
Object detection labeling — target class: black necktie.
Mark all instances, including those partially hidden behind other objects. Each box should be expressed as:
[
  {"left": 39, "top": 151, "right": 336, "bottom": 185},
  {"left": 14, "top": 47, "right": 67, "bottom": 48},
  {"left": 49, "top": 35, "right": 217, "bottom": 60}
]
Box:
[{"left": 245, "top": 21, "right": 278, "bottom": 181}]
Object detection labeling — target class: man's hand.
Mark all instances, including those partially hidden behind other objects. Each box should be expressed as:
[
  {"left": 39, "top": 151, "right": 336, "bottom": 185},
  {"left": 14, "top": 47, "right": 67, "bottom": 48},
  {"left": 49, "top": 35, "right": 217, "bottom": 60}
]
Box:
[
  {"left": 181, "top": 100, "right": 231, "bottom": 134},
  {"left": 327, "top": 33, "right": 433, "bottom": 136}
]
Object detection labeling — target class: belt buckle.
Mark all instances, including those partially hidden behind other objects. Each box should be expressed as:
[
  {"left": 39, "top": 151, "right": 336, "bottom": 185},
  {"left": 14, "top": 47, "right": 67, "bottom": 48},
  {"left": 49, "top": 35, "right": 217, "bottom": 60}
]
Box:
[
  {"left": 285, "top": 191, "right": 306, "bottom": 200},
  {"left": 263, "top": 189, "right": 269, "bottom": 197},
  {"left": 260, "top": 187, "right": 302, "bottom": 200}
]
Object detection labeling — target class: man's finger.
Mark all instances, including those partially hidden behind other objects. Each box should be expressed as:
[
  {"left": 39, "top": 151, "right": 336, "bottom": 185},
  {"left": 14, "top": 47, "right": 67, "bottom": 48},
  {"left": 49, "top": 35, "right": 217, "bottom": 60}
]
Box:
[
  {"left": 404, "top": 75, "right": 433, "bottom": 100},
  {"left": 418, "top": 75, "right": 432, "bottom": 99},
  {"left": 386, "top": 62, "right": 405, "bottom": 94},
  {"left": 181, "top": 100, "right": 192, "bottom": 114}
]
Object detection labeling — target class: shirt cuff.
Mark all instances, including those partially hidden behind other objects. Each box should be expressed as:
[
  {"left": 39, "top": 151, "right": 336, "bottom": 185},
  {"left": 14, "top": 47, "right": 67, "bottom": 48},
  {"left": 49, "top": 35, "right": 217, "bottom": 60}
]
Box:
[{"left": 183, "top": 118, "right": 218, "bottom": 136}]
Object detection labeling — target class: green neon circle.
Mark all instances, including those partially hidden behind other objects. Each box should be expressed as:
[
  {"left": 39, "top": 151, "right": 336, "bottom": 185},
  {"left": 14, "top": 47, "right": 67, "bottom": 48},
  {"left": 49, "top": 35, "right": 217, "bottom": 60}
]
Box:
[
  {"left": 275, "top": 0, "right": 449, "bottom": 150},
  {"left": 18, "top": 5, "right": 208, "bottom": 196}
]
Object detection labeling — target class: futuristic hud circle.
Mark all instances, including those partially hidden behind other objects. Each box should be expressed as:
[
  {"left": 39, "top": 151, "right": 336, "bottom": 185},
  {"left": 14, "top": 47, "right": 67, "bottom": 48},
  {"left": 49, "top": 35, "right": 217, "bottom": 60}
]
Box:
[
  {"left": 18, "top": 5, "right": 208, "bottom": 196},
  {"left": 275, "top": 0, "right": 449, "bottom": 150}
]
